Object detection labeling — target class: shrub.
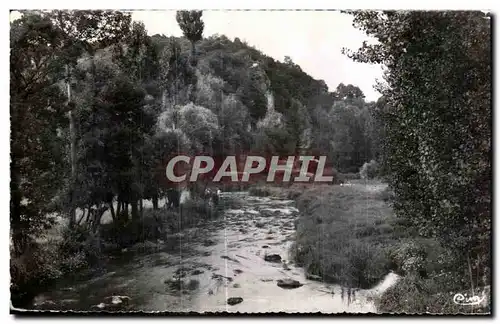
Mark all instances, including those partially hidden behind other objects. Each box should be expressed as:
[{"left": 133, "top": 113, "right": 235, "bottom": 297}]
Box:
[
  {"left": 10, "top": 240, "right": 63, "bottom": 308},
  {"left": 390, "top": 241, "right": 427, "bottom": 276},
  {"left": 377, "top": 275, "right": 490, "bottom": 314},
  {"left": 58, "top": 226, "right": 104, "bottom": 272},
  {"left": 359, "top": 160, "right": 380, "bottom": 179},
  {"left": 379, "top": 186, "right": 395, "bottom": 202}
]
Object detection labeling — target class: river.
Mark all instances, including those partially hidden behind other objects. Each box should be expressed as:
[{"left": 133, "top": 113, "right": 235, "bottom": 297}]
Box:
[{"left": 26, "top": 190, "right": 399, "bottom": 313}]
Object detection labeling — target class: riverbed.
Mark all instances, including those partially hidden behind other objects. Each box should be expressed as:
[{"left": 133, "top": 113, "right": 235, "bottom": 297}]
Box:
[{"left": 26, "top": 191, "right": 399, "bottom": 313}]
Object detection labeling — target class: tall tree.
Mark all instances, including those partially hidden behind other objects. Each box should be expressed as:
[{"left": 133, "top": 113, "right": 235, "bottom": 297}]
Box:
[
  {"left": 10, "top": 13, "right": 68, "bottom": 254},
  {"left": 176, "top": 10, "right": 204, "bottom": 66},
  {"left": 42, "top": 10, "right": 131, "bottom": 227},
  {"left": 345, "top": 11, "right": 491, "bottom": 289}
]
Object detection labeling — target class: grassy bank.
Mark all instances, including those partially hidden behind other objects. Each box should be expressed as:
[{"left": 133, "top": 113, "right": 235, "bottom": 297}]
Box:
[
  {"left": 290, "top": 181, "right": 408, "bottom": 288},
  {"left": 258, "top": 179, "right": 489, "bottom": 314}
]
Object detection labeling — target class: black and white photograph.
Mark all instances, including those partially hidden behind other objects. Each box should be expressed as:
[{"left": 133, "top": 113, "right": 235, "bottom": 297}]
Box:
[{"left": 8, "top": 6, "right": 492, "bottom": 315}]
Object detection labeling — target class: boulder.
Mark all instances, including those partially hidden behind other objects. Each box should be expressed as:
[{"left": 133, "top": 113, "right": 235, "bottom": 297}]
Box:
[
  {"left": 264, "top": 254, "right": 282, "bottom": 263},
  {"left": 185, "top": 279, "right": 200, "bottom": 290},
  {"left": 104, "top": 295, "right": 131, "bottom": 305},
  {"left": 191, "top": 269, "right": 204, "bottom": 275},
  {"left": 227, "top": 297, "right": 243, "bottom": 306},
  {"left": 94, "top": 302, "right": 106, "bottom": 310},
  {"left": 277, "top": 279, "right": 303, "bottom": 289}
]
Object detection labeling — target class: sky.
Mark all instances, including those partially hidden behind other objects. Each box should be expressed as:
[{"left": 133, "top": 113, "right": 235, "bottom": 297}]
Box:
[{"left": 132, "top": 10, "right": 384, "bottom": 101}]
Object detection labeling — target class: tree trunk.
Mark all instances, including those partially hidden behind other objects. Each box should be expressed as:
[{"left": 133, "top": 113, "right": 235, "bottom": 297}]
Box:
[
  {"left": 152, "top": 194, "right": 158, "bottom": 210},
  {"left": 131, "top": 200, "right": 138, "bottom": 221},
  {"left": 92, "top": 205, "right": 106, "bottom": 233},
  {"left": 190, "top": 41, "right": 196, "bottom": 66},
  {"left": 109, "top": 201, "right": 116, "bottom": 223},
  {"left": 139, "top": 199, "right": 143, "bottom": 217},
  {"left": 87, "top": 206, "right": 94, "bottom": 230},
  {"left": 10, "top": 159, "right": 24, "bottom": 256},
  {"left": 123, "top": 202, "right": 129, "bottom": 220},
  {"left": 66, "top": 64, "right": 77, "bottom": 229},
  {"left": 77, "top": 207, "right": 87, "bottom": 226},
  {"left": 117, "top": 199, "right": 122, "bottom": 218}
]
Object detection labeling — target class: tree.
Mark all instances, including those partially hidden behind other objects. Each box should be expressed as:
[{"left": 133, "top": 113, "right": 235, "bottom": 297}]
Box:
[
  {"left": 329, "top": 102, "right": 359, "bottom": 171},
  {"left": 237, "top": 68, "right": 268, "bottom": 123},
  {"left": 159, "top": 37, "right": 196, "bottom": 106},
  {"left": 345, "top": 11, "right": 491, "bottom": 289},
  {"left": 10, "top": 13, "right": 68, "bottom": 254},
  {"left": 217, "top": 94, "right": 252, "bottom": 155},
  {"left": 334, "top": 83, "right": 365, "bottom": 101},
  {"left": 114, "top": 21, "right": 161, "bottom": 86},
  {"left": 285, "top": 99, "right": 311, "bottom": 155},
  {"left": 176, "top": 103, "right": 220, "bottom": 153},
  {"left": 176, "top": 10, "right": 204, "bottom": 66},
  {"left": 40, "top": 10, "right": 132, "bottom": 227}
]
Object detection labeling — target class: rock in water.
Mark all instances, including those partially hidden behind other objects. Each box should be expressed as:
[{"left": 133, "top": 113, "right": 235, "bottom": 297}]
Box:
[
  {"left": 95, "top": 302, "right": 106, "bottom": 309},
  {"left": 103, "top": 295, "right": 131, "bottom": 305},
  {"left": 277, "top": 279, "right": 303, "bottom": 289},
  {"left": 191, "top": 269, "right": 204, "bottom": 275},
  {"left": 306, "top": 273, "right": 322, "bottom": 281},
  {"left": 264, "top": 254, "right": 282, "bottom": 263},
  {"left": 111, "top": 296, "right": 131, "bottom": 305},
  {"left": 186, "top": 279, "right": 200, "bottom": 290},
  {"left": 227, "top": 297, "right": 243, "bottom": 305}
]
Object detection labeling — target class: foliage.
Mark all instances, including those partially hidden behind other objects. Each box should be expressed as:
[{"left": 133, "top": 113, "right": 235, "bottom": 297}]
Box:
[
  {"left": 377, "top": 275, "right": 490, "bottom": 314},
  {"left": 176, "top": 10, "right": 204, "bottom": 44},
  {"left": 360, "top": 159, "right": 380, "bottom": 179},
  {"left": 10, "top": 13, "right": 69, "bottom": 255},
  {"left": 345, "top": 11, "right": 491, "bottom": 293},
  {"left": 351, "top": 11, "right": 491, "bottom": 284},
  {"left": 176, "top": 10, "right": 204, "bottom": 66}
]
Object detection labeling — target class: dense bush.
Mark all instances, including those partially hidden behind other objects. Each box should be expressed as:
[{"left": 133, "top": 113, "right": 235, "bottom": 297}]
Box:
[
  {"left": 377, "top": 275, "right": 490, "bottom": 314},
  {"left": 359, "top": 160, "right": 380, "bottom": 179}
]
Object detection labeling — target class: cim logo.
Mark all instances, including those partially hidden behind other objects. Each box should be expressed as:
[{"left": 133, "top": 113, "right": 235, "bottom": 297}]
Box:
[{"left": 163, "top": 154, "right": 336, "bottom": 185}]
